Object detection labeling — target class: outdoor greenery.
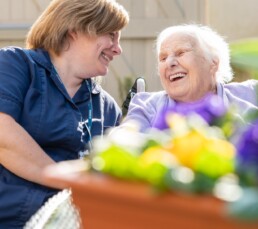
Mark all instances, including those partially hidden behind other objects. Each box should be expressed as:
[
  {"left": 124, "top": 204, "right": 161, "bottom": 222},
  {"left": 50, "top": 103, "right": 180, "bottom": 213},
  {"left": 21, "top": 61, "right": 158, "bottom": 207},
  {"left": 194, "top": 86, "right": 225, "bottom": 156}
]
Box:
[{"left": 230, "top": 38, "right": 258, "bottom": 81}]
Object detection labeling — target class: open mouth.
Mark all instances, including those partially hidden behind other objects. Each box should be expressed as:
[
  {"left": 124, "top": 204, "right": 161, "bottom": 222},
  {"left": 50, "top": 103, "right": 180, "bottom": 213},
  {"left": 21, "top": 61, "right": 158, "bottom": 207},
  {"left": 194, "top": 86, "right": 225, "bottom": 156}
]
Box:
[
  {"left": 101, "top": 52, "right": 111, "bottom": 62},
  {"left": 169, "top": 73, "right": 187, "bottom": 82}
]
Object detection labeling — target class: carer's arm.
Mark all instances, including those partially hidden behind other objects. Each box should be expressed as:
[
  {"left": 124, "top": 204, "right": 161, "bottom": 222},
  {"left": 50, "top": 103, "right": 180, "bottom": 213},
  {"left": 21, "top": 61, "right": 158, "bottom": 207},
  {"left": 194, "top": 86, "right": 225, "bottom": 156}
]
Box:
[{"left": 0, "top": 112, "right": 62, "bottom": 188}]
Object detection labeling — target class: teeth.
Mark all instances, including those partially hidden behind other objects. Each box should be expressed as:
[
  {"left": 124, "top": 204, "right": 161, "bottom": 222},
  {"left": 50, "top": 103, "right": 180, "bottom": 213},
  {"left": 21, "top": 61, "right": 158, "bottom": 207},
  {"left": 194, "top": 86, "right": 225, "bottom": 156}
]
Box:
[
  {"left": 169, "top": 73, "right": 186, "bottom": 81},
  {"left": 101, "top": 52, "right": 110, "bottom": 62}
]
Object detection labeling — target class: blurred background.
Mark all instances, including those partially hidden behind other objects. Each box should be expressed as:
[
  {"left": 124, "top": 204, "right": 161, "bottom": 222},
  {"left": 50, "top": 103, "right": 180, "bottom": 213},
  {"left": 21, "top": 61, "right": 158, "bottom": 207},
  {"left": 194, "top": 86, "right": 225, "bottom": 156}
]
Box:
[{"left": 0, "top": 0, "right": 258, "bottom": 106}]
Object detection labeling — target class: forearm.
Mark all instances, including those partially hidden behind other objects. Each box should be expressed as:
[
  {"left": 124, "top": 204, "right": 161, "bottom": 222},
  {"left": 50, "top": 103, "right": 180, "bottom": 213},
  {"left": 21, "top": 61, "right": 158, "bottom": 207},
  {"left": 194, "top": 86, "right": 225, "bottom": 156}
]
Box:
[{"left": 0, "top": 113, "right": 59, "bottom": 188}]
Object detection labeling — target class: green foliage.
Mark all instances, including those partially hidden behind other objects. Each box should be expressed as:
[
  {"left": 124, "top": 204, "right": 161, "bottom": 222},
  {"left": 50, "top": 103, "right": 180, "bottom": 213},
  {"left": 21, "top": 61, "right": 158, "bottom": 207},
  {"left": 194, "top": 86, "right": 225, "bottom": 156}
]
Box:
[{"left": 230, "top": 38, "right": 258, "bottom": 80}]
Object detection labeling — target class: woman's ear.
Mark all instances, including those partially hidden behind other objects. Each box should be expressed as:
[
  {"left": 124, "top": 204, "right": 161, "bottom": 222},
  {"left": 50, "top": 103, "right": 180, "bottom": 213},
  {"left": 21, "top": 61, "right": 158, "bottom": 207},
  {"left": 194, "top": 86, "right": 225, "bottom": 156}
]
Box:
[
  {"left": 68, "top": 30, "right": 78, "bottom": 40},
  {"left": 211, "top": 57, "right": 219, "bottom": 78}
]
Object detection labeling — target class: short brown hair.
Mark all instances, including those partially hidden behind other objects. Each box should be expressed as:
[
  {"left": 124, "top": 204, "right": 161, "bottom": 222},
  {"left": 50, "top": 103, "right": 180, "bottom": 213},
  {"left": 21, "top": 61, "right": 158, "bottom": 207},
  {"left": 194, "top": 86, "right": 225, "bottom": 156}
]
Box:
[{"left": 26, "top": 0, "right": 129, "bottom": 55}]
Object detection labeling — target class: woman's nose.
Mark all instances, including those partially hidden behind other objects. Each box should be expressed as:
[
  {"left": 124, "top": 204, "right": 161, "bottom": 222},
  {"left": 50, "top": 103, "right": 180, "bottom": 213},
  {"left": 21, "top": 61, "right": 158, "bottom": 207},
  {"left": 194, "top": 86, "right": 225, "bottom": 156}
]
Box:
[
  {"left": 112, "top": 42, "right": 122, "bottom": 55},
  {"left": 166, "top": 55, "right": 177, "bottom": 67}
]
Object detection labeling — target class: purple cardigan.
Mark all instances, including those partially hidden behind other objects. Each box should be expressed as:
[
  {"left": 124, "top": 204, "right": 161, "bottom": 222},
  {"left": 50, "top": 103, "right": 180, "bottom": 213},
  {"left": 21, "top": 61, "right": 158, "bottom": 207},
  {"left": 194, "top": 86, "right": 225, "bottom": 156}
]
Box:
[{"left": 121, "top": 80, "right": 258, "bottom": 132}]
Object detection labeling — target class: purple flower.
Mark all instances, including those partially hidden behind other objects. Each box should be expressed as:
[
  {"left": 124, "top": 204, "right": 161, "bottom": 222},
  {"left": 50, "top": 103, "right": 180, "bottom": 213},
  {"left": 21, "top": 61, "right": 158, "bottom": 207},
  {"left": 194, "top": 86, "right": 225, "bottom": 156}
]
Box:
[
  {"left": 153, "top": 94, "right": 227, "bottom": 130},
  {"left": 236, "top": 119, "right": 258, "bottom": 183}
]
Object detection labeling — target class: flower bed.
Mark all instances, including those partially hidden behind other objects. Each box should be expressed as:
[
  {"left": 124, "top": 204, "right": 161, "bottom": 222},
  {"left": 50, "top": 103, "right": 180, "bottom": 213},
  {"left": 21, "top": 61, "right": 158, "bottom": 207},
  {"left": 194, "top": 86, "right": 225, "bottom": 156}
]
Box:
[
  {"left": 89, "top": 94, "right": 258, "bottom": 221},
  {"left": 43, "top": 94, "right": 258, "bottom": 228}
]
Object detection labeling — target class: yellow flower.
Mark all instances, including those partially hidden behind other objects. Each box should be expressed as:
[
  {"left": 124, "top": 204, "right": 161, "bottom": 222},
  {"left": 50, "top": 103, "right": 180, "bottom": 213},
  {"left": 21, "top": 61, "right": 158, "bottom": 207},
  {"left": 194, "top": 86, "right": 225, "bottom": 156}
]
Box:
[
  {"left": 136, "top": 146, "right": 178, "bottom": 186},
  {"left": 139, "top": 146, "right": 178, "bottom": 167},
  {"left": 193, "top": 138, "right": 236, "bottom": 178},
  {"left": 166, "top": 130, "right": 207, "bottom": 168}
]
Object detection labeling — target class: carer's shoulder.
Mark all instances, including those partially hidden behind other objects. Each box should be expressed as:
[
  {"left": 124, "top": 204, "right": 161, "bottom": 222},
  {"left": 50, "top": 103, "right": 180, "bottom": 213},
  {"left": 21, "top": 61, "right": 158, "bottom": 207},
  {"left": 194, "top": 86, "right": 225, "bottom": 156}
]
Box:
[
  {"left": 0, "top": 46, "right": 28, "bottom": 62},
  {"left": 98, "top": 87, "right": 119, "bottom": 105},
  {"left": 0, "top": 46, "right": 23, "bottom": 54}
]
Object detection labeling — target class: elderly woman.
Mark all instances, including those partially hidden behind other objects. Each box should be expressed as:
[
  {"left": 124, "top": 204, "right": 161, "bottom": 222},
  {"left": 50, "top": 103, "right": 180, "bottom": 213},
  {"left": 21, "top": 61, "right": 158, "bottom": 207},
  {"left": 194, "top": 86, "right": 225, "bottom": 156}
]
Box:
[
  {"left": 0, "top": 0, "right": 129, "bottom": 228},
  {"left": 120, "top": 24, "right": 258, "bottom": 132}
]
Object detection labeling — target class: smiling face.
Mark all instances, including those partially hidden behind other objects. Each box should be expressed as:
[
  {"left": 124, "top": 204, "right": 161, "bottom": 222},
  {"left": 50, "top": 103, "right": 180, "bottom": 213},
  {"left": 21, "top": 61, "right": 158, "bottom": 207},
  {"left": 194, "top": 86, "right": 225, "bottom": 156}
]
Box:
[
  {"left": 68, "top": 31, "right": 122, "bottom": 78},
  {"left": 158, "top": 32, "right": 218, "bottom": 103}
]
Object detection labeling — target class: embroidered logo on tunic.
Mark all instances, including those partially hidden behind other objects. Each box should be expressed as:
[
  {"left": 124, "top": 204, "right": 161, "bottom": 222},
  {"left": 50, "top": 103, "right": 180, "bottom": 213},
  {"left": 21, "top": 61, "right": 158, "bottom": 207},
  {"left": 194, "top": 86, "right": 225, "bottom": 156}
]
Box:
[
  {"left": 77, "top": 120, "right": 87, "bottom": 142},
  {"left": 77, "top": 119, "right": 91, "bottom": 159}
]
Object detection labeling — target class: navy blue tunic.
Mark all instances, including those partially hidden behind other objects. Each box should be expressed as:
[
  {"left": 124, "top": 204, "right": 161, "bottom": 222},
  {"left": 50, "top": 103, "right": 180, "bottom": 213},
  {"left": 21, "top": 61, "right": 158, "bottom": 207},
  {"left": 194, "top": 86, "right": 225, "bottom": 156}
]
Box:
[{"left": 0, "top": 47, "right": 122, "bottom": 228}]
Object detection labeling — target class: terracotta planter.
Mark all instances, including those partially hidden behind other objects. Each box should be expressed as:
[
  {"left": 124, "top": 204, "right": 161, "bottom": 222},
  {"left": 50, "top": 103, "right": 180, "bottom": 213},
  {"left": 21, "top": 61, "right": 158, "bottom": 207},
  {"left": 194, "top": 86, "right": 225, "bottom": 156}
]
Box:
[{"left": 43, "top": 160, "right": 258, "bottom": 229}]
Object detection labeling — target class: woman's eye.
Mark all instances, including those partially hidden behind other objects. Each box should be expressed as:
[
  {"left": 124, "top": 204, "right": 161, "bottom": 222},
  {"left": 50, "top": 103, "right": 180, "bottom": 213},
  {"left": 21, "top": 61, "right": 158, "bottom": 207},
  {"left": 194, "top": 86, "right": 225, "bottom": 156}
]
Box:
[
  {"left": 159, "top": 55, "right": 166, "bottom": 62},
  {"left": 177, "top": 49, "right": 191, "bottom": 56},
  {"left": 109, "top": 33, "right": 115, "bottom": 41},
  {"left": 176, "top": 51, "right": 185, "bottom": 56}
]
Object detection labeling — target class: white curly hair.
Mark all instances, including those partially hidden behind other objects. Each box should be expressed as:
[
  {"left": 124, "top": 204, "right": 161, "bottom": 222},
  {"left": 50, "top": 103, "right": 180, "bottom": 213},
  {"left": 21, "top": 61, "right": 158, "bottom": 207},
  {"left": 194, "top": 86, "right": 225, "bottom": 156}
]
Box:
[{"left": 156, "top": 24, "right": 233, "bottom": 83}]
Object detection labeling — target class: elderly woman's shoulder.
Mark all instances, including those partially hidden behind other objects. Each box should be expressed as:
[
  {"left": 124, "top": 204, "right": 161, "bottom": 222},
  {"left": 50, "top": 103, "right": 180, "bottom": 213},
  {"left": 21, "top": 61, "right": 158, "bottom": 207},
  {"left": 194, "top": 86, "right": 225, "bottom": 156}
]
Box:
[
  {"left": 224, "top": 79, "right": 258, "bottom": 106},
  {"left": 225, "top": 79, "right": 258, "bottom": 91}
]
